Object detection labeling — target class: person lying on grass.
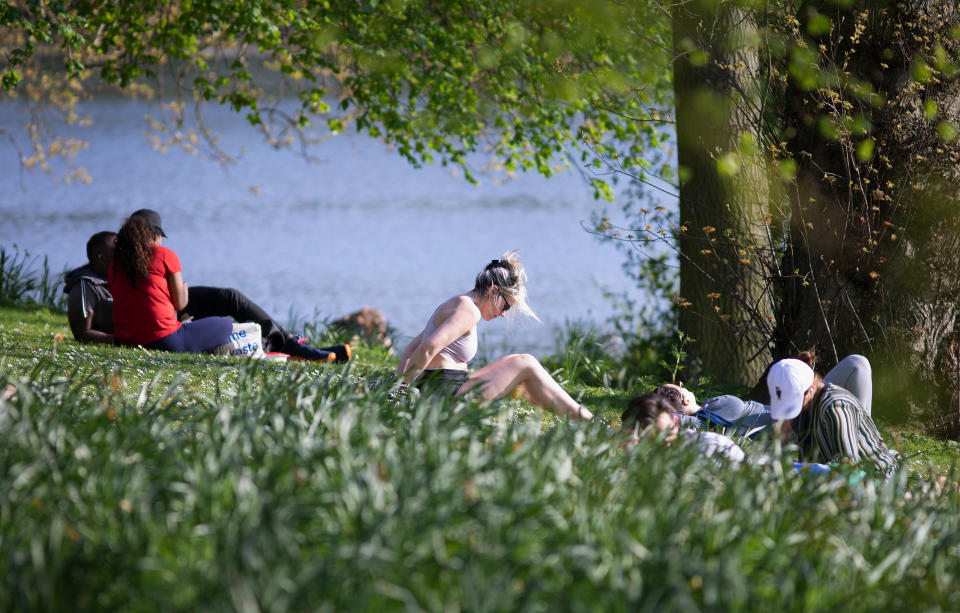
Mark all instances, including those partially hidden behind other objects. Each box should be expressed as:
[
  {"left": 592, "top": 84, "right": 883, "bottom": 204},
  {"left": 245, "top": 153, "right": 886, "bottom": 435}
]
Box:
[
  {"left": 623, "top": 387, "right": 859, "bottom": 474},
  {"left": 65, "top": 221, "right": 348, "bottom": 362},
  {"left": 620, "top": 391, "right": 745, "bottom": 463},
  {"left": 396, "top": 250, "right": 593, "bottom": 420},
  {"left": 766, "top": 357, "right": 899, "bottom": 478},
  {"left": 660, "top": 353, "right": 874, "bottom": 438}
]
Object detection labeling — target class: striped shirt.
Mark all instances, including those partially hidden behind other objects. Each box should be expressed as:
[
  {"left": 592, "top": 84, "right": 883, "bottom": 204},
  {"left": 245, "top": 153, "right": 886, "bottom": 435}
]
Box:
[{"left": 795, "top": 383, "right": 899, "bottom": 478}]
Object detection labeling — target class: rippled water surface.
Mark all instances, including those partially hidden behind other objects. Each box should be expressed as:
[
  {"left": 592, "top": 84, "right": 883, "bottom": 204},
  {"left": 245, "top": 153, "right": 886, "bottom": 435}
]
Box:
[{"left": 1, "top": 100, "right": 639, "bottom": 355}]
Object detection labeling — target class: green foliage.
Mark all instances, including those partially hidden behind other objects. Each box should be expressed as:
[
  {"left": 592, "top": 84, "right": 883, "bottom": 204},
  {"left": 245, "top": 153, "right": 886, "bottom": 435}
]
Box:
[
  {"left": 540, "top": 320, "right": 633, "bottom": 390},
  {"left": 1, "top": 0, "right": 673, "bottom": 188},
  {"left": 591, "top": 0, "right": 960, "bottom": 420},
  {"left": 3, "top": 305, "right": 960, "bottom": 609},
  {"left": 659, "top": 331, "right": 692, "bottom": 383},
  {"left": 0, "top": 245, "right": 65, "bottom": 310}
]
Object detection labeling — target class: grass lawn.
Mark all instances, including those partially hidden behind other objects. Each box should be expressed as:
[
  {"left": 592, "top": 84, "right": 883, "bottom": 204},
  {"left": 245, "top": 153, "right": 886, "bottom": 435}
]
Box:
[{"left": 2, "top": 301, "right": 960, "bottom": 611}]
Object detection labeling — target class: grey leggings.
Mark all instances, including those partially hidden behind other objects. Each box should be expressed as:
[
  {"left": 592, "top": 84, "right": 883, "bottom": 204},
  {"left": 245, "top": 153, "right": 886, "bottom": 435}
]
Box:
[
  {"left": 821, "top": 354, "right": 872, "bottom": 416},
  {"left": 695, "top": 354, "right": 874, "bottom": 434}
]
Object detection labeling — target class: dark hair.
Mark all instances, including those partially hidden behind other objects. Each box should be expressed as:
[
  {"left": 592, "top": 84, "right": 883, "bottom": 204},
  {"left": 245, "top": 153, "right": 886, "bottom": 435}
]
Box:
[
  {"left": 621, "top": 391, "right": 682, "bottom": 433},
  {"left": 115, "top": 216, "right": 157, "bottom": 288},
  {"left": 795, "top": 350, "right": 817, "bottom": 370},
  {"left": 86, "top": 231, "right": 117, "bottom": 262},
  {"left": 655, "top": 384, "right": 683, "bottom": 404}
]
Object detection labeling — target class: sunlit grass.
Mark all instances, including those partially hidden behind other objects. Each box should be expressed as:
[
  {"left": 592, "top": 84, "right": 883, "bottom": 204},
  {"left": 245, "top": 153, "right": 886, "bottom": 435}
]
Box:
[{"left": 2, "top": 302, "right": 960, "bottom": 610}]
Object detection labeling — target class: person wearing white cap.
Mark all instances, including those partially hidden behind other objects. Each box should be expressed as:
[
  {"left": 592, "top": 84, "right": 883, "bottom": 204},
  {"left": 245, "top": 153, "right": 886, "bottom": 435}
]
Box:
[
  {"left": 766, "top": 357, "right": 899, "bottom": 477},
  {"left": 654, "top": 353, "right": 875, "bottom": 440}
]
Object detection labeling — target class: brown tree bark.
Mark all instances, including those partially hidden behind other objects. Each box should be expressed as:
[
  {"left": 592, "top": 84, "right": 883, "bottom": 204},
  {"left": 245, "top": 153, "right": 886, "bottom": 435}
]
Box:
[
  {"left": 673, "top": 0, "right": 774, "bottom": 385},
  {"left": 775, "top": 0, "right": 960, "bottom": 432}
]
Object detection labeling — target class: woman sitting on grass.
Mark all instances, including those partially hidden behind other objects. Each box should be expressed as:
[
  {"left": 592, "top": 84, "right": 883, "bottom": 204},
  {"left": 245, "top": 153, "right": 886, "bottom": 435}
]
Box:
[
  {"left": 621, "top": 391, "right": 745, "bottom": 462},
  {"left": 396, "top": 250, "right": 593, "bottom": 420},
  {"left": 108, "top": 210, "right": 233, "bottom": 354}
]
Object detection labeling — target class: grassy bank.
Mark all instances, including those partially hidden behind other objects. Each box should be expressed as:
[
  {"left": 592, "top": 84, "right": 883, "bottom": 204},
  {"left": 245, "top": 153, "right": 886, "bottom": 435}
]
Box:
[{"left": 2, "top": 301, "right": 960, "bottom": 611}]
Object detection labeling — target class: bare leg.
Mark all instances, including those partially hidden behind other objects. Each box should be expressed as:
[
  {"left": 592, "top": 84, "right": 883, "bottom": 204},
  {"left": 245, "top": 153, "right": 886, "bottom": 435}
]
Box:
[{"left": 457, "top": 353, "right": 594, "bottom": 420}]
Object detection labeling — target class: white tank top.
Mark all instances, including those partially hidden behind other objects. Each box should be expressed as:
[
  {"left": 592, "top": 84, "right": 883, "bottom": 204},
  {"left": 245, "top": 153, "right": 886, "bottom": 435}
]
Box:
[{"left": 423, "top": 304, "right": 478, "bottom": 364}]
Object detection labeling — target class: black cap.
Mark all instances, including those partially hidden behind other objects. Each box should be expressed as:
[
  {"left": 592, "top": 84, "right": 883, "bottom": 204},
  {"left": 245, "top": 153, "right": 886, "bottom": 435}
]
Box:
[{"left": 131, "top": 208, "right": 167, "bottom": 237}]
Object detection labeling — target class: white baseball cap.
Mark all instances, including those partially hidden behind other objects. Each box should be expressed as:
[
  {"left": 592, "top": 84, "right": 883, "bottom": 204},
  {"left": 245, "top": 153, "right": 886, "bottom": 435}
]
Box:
[{"left": 767, "top": 359, "right": 815, "bottom": 420}]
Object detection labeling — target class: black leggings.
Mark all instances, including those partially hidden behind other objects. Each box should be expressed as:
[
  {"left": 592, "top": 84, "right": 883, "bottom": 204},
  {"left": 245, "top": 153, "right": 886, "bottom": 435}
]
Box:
[
  {"left": 179, "top": 286, "right": 287, "bottom": 352},
  {"left": 415, "top": 369, "right": 469, "bottom": 396}
]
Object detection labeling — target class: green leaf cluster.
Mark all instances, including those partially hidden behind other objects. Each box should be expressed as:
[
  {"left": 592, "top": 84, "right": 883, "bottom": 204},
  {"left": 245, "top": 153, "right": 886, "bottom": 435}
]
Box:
[{"left": 1, "top": 0, "right": 675, "bottom": 184}]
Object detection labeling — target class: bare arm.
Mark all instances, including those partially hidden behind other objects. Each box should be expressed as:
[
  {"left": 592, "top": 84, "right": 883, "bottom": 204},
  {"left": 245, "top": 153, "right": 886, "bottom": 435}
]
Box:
[
  {"left": 397, "top": 297, "right": 480, "bottom": 384},
  {"left": 167, "top": 271, "right": 188, "bottom": 311},
  {"left": 67, "top": 308, "right": 114, "bottom": 344},
  {"left": 395, "top": 331, "right": 424, "bottom": 379}
]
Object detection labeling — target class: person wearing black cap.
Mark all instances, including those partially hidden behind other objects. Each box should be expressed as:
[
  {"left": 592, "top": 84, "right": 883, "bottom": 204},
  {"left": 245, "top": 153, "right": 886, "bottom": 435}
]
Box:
[
  {"left": 131, "top": 208, "right": 167, "bottom": 238},
  {"left": 73, "top": 212, "right": 349, "bottom": 361},
  {"left": 107, "top": 211, "right": 233, "bottom": 353}
]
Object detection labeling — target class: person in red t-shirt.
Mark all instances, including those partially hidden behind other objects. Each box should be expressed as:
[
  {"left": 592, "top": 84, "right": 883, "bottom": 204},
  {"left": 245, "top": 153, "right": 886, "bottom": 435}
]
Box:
[{"left": 108, "top": 210, "right": 232, "bottom": 353}]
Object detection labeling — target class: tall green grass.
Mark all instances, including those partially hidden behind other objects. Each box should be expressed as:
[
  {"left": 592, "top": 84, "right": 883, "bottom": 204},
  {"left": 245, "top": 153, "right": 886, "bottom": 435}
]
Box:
[
  {"left": 2, "top": 358, "right": 960, "bottom": 611},
  {"left": 2, "top": 257, "right": 960, "bottom": 612},
  {"left": 0, "top": 245, "right": 65, "bottom": 309},
  {"left": 541, "top": 321, "right": 640, "bottom": 391}
]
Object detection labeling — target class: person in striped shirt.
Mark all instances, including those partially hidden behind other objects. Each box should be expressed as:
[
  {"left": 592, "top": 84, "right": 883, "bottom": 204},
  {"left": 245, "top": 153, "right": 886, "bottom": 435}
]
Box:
[{"left": 766, "top": 357, "right": 900, "bottom": 478}]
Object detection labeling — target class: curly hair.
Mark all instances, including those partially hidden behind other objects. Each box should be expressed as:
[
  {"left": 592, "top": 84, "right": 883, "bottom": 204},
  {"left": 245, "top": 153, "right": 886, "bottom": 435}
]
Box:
[{"left": 114, "top": 215, "right": 157, "bottom": 289}]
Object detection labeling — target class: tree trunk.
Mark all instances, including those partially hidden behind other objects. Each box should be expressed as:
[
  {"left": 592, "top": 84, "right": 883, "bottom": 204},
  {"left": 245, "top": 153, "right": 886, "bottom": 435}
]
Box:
[
  {"left": 775, "top": 0, "right": 960, "bottom": 432},
  {"left": 672, "top": 0, "right": 774, "bottom": 385}
]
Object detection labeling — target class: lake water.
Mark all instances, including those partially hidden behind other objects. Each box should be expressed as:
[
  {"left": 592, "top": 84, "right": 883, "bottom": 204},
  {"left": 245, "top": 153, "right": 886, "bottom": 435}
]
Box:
[{"left": 0, "top": 100, "right": 641, "bottom": 357}]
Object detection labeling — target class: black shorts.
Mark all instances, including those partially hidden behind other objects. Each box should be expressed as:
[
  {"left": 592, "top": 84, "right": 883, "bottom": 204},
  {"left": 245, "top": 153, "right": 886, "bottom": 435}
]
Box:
[{"left": 415, "top": 369, "right": 469, "bottom": 396}]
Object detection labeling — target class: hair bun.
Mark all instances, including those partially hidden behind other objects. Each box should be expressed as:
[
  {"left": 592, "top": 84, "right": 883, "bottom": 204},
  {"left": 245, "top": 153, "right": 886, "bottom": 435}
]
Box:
[
  {"left": 796, "top": 350, "right": 818, "bottom": 369},
  {"left": 472, "top": 249, "right": 540, "bottom": 323}
]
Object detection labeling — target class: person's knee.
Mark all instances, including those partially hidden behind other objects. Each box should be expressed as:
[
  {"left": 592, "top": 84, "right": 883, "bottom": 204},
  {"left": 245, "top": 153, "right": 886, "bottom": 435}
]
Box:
[
  {"left": 503, "top": 353, "right": 541, "bottom": 373},
  {"left": 219, "top": 287, "right": 246, "bottom": 302},
  {"left": 843, "top": 354, "right": 871, "bottom": 374},
  {"left": 216, "top": 317, "right": 234, "bottom": 334}
]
